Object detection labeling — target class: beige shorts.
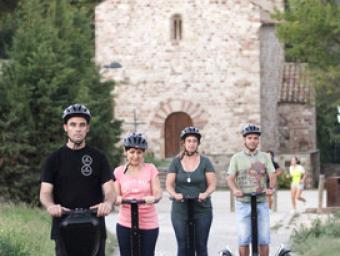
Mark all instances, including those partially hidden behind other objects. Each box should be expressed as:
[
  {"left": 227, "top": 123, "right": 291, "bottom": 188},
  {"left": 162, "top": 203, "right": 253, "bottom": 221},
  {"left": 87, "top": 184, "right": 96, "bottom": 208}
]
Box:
[{"left": 291, "top": 183, "right": 304, "bottom": 190}]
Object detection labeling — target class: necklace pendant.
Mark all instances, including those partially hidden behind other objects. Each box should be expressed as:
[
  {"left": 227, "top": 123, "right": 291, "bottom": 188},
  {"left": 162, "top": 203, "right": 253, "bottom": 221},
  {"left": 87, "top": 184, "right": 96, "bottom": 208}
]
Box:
[{"left": 187, "top": 177, "right": 191, "bottom": 183}]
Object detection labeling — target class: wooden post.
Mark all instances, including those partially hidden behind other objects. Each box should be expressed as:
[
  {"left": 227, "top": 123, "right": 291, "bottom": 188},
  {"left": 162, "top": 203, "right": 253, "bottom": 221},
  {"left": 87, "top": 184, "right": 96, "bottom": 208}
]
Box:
[
  {"left": 273, "top": 191, "right": 278, "bottom": 212},
  {"left": 318, "top": 175, "right": 325, "bottom": 213},
  {"left": 230, "top": 190, "right": 235, "bottom": 212}
]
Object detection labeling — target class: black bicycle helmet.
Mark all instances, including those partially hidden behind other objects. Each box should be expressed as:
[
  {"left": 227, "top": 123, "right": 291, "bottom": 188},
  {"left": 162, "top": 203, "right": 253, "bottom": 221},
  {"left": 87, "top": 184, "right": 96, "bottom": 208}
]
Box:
[
  {"left": 241, "top": 123, "right": 261, "bottom": 137},
  {"left": 63, "top": 104, "right": 91, "bottom": 124},
  {"left": 180, "top": 127, "right": 202, "bottom": 142},
  {"left": 123, "top": 133, "right": 148, "bottom": 150}
]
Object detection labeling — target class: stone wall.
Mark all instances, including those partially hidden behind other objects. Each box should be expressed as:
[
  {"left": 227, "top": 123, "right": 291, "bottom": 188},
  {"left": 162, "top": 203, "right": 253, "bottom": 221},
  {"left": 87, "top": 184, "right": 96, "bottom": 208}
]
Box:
[
  {"left": 207, "top": 153, "right": 233, "bottom": 188},
  {"left": 278, "top": 103, "right": 317, "bottom": 154},
  {"left": 95, "top": 0, "right": 265, "bottom": 158},
  {"left": 250, "top": 0, "right": 284, "bottom": 12},
  {"left": 259, "top": 24, "right": 284, "bottom": 152}
]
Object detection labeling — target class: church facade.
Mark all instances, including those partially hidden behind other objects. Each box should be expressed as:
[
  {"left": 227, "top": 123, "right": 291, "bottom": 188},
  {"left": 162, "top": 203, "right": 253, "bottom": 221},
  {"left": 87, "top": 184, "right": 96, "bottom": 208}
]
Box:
[{"left": 95, "top": 0, "right": 318, "bottom": 186}]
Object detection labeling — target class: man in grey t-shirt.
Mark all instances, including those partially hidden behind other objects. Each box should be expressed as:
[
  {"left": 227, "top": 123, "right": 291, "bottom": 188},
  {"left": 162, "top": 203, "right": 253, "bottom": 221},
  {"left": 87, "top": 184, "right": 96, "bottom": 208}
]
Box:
[{"left": 227, "top": 124, "right": 276, "bottom": 256}]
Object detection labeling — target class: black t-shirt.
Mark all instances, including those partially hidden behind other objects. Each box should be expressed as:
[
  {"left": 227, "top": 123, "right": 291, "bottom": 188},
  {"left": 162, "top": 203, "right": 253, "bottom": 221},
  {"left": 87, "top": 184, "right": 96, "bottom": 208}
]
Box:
[
  {"left": 272, "top": 160, "right": 279, "bottom": 170},
  {"left": 41, "top": 145, "right": 113, "bottom": 239},
  {"left": 266, "top": 160, "right": 280, "bottom": 187}
]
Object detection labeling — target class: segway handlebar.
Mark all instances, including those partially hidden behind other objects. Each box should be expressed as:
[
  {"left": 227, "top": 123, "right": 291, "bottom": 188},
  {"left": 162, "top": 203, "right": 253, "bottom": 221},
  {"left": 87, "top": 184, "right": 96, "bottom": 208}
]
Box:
[
  {"left": 169, "top": 195, "right": 210, "bottom": 202},
  {"left": 121, "top": 198, "right": 161, "bottom": 204},
  {"left": 61, "top": 208, "right": 98, "bottom": 216},
  {"left": 169, "top": 196, "right": 197, "bottom": 201},
  {"left": 242, "top": 191, "right": 267, "bottom": 197}
]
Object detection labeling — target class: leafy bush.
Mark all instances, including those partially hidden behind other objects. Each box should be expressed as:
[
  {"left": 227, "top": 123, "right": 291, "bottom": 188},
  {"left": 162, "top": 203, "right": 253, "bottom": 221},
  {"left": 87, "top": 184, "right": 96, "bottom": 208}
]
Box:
[{"left": 277, "top": 171, "right": 291, "bottom": 189}]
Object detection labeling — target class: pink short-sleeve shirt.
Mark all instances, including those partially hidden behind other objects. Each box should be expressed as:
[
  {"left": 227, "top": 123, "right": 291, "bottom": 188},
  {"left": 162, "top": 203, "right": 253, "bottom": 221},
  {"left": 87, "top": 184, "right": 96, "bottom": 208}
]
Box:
[{"left": 114, "top": 163, "right": 159, "bottom": 229}]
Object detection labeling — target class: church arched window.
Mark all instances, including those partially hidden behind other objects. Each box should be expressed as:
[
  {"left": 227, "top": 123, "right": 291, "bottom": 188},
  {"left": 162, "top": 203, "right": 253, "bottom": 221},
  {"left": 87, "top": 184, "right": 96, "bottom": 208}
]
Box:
[{"left": 171, "top": 14, "right": 182, "bottom": 42}]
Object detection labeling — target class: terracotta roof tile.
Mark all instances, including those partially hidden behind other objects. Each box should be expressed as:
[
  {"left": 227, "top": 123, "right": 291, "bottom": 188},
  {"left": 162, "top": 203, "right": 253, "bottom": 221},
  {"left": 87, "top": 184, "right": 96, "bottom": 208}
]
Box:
[{"left": 279, "top": 63, "right": 313, "bottom": 104}]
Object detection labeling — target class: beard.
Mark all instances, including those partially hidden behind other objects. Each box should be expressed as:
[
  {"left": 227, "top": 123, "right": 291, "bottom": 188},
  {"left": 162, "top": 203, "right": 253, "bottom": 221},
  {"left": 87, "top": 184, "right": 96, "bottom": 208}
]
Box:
[{"left": 244, "top": 142, "right": 257, "bottom": 152}]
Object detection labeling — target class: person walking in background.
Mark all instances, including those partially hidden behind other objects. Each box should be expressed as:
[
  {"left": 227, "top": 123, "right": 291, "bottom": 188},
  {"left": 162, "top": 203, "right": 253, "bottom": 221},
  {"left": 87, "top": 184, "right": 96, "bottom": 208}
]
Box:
[
  {"left": 266, "top": 151, "right": 282, "bottom": 209},
  {"left": 227, "top": 124, "right": 276, "bottom": 256},
  {"left": 40, "top": 104, "right": 115, "bottom": 256},
  {"left": 289, "top": 156, "right": 307, "bottom": 212},
  {"left": 114, "top": 133, "right": 162, "bottom": 256},
  {"left": 166, "top": 127, "right": 216, "bottom": 256}
]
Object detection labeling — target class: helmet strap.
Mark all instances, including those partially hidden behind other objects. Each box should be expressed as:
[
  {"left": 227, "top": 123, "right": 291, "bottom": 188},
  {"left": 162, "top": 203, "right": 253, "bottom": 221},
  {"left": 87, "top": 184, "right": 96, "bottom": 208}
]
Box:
[
  {"left": 123, "top": 163, "right": 130, "bottom": 174},
  {"left": 67, "top": 136, "right": 85, "bottom": 150}
]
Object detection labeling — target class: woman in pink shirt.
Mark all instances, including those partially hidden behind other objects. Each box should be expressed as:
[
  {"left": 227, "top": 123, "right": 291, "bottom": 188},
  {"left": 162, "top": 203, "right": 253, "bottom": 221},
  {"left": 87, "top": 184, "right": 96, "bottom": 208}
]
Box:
[{"left": 114, "top": 133, "right": 162, "bottom": 256}]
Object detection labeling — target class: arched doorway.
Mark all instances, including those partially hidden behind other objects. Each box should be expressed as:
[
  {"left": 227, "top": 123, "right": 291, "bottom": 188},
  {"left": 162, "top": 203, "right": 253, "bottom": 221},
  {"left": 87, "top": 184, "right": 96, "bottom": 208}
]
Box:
[{"left": 164, "top": 112, "right": 192, "bottom": 158}]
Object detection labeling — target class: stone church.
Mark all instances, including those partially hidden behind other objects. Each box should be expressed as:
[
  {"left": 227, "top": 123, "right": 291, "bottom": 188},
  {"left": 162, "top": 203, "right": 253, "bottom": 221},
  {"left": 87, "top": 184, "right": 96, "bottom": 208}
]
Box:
[{"left": 95, "top": 0, "right": 318, "bottom": 186}]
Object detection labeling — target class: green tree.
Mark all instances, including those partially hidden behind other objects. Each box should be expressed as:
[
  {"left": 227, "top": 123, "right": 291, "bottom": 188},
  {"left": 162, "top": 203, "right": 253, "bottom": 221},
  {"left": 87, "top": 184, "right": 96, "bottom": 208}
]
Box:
[
  {"left": 0, "top": 0, "right": 20, "bottom": 58},
  {"left": 0, "top": 0, "right": 101, "bottom": 59},
  {"left": 0, "top": 0, "right": 121, "bottom": 204},
  {"left": 275, "top": 0, "right": 340, "bottom": 163},
  {"left": 0, "top": 0, "right": 20, "bottom": 13}
]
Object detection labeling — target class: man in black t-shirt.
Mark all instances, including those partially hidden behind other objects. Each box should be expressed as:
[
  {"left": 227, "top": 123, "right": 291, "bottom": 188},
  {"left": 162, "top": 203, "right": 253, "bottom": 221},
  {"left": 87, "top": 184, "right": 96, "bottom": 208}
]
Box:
[{"left": 40, "top": 104, "right": 115, "bottom": 256}]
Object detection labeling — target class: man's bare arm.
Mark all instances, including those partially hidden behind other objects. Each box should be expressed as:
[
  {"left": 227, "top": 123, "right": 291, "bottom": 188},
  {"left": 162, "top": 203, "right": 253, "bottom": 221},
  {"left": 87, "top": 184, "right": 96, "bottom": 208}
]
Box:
[{"left": 40, "top": 182, "right": 68, "bottom": 217}]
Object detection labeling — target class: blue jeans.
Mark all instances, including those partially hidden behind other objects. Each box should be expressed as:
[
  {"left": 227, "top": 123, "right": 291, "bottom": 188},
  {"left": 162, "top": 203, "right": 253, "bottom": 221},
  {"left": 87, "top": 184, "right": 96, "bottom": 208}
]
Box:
[
  {"left": 235, "top": 201, "right": 270, "bottom": 246},
  {"left": 116, "top": 224, "right": 159, "bottom": 256},
  {"left": 171, "top": 211, "right": 212, "bottom": 256}
]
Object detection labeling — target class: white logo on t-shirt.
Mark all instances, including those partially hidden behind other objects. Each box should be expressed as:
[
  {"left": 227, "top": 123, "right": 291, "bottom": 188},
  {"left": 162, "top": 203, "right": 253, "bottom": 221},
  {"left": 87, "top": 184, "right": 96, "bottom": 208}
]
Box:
[
  {"left": 81, "top": 155, "right": 93, "bottom": 176},
  {"left": 82, "top": 155, "right": 93, "bottom": 165}
]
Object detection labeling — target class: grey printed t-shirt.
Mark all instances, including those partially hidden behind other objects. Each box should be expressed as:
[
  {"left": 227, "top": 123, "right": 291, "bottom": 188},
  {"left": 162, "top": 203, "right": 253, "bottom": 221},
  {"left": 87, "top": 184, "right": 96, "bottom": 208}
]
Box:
[
  {"left": 168, "top": 155, "right": 215, "bottom": 220},
  {"left": 227, "top": 150, "right": 274, "bottom": 203}
]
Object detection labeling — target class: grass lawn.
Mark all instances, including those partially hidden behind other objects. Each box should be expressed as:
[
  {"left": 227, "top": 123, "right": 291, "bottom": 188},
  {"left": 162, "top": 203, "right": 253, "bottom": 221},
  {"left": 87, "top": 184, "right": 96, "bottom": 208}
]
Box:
[
  {"left": 0, "top": 203, "right": 115, "bottom": 255},
  {"left": 290, "top": 213, "right": 340, "bottom": 256}
]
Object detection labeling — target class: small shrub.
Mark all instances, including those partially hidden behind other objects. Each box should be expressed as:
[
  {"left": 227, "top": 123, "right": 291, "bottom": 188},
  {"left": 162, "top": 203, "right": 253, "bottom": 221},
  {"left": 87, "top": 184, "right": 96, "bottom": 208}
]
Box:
[
  {"left": 277, "top": 171, "right": 291, "bottom": 189},
  {"left": 290, "top": 214, "right": 340, "bottom": 256}
]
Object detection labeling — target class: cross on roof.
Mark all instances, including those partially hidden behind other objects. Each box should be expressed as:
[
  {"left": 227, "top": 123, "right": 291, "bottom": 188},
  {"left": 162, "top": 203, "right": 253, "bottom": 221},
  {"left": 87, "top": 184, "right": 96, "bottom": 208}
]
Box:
[{"left": 125, "top": 109, "right": 146, "bottom": 132}]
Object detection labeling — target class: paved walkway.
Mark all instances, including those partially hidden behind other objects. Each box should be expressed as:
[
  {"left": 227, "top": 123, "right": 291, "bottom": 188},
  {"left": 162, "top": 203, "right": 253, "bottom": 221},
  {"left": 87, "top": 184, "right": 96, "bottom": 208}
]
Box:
[{"left": 106, "top": 190, "right": 327, "bottom": 255}]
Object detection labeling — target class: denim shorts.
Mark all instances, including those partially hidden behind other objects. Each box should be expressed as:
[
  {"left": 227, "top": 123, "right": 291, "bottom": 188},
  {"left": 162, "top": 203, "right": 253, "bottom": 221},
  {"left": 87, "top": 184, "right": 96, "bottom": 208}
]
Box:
[{"left": 235, "top": 201, "right": 270, "bottom": 246}]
